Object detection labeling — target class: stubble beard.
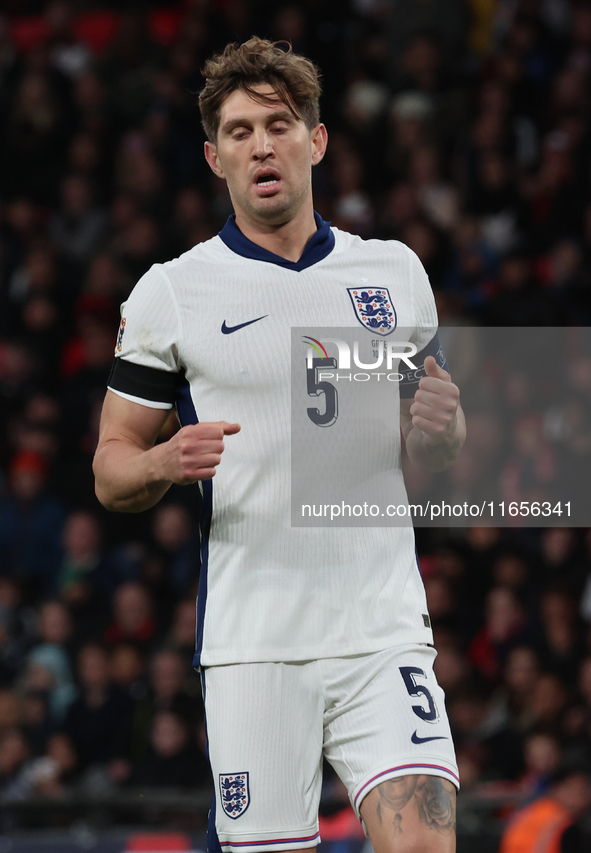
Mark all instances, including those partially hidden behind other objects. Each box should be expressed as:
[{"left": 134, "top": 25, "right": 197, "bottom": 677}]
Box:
[{"left": 234, "top": 179, "right": 310, "bottom": 228}]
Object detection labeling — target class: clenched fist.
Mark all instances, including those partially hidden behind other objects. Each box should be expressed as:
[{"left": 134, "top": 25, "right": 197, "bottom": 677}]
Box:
[
  {"left": 402, "top": 356, "right": 465, "bottom": 472},
  {"left": 159, "top": 421, "right": 241, "bottom": 484},
  {"left": 409, "top": 356, "right": 460, "bottom": 444}
]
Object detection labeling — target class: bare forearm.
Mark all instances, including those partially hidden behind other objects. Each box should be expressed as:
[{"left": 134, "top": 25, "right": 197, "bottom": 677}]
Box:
[
  {"left": 93, "top": 440, "right": 172, "bottom": 512},
  {"left": 94, "top": 391, "right": 239, "bottom": 511},
  {"left": 405, "top": 406, "right": 466, "bottom": 473}
]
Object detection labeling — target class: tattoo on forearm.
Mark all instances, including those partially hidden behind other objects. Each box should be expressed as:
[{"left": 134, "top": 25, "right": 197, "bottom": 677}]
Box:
[
  {"left": 373, "top": 776, "right": 456, "bottom": 834},
  {"left": 415, "top": 777, "right": 456, "bottom": 833}
]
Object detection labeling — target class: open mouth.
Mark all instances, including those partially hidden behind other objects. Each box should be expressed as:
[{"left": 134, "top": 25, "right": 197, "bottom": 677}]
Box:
[{"left": 254, "top": 171, "right": 281, "bottom": 188}]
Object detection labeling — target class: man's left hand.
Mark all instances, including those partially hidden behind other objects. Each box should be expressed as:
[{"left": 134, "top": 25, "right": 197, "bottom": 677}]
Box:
[
  {"left": 409, "top": 356, "right": 461, "bottom": 443},
  {"left": 401, "top": 355, "right": 466, "bottom": 472}
]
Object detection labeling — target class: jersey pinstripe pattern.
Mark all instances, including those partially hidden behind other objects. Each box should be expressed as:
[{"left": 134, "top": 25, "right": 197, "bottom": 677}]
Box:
[{"left": 108, "top": 217, "right": 439, "bottom": 666}]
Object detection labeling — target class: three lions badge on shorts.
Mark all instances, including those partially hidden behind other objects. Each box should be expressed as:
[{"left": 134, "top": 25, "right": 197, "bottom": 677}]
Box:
[{"left": 219, "top": 773, "right": 250, "bottom": 819}]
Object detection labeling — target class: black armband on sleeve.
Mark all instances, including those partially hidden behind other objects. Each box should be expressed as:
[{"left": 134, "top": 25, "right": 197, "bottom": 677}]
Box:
[
  {"left": 107, "top": 358, "right": 179, "bottom": 406},
  {"left": 398, "top": 333, "right": 449, "bottom": 399}
]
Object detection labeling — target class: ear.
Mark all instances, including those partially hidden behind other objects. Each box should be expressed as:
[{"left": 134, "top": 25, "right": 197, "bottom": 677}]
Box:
[
  {"left": 310, "top": 124, "right": 328, "bottom": 166},
  {"left": 204, "top": 141, "right": 225, "bottom": 179}
]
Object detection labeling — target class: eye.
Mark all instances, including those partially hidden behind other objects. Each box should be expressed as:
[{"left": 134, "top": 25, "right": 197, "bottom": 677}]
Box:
[{"left": 270, "top": 124, "right": 288, "bottom": 134}]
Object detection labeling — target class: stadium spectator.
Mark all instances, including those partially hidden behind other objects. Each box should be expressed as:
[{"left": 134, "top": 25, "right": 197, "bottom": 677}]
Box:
[
  {"left": 0, "top": 450, "right": 65, "bottom": 597},
  {"left": 62, "top": 642, "right": 134, "bottom": 773},
  {"left": 517, "top": 732, "right": 563, "bottom": 799},
  {"left": 499, "top": 765, "right": 591, "bottom": 853},
  {"left": 18, "top": 731, "right": 78, "bottom": 799},
  {"left": 0, "top": 727, "right": 30, "bottom": 799},
  {"left": 163, "top": 598, "right": 198, "bottom": 659},
  {"left": 168, "top": 187, "right": 211, "bottom": 256},
  {"left": 131, "top": 649, "right": 201, "bottom": 760},
  {"left": 19, "top": 685, "right": 50, "bottom": 759},
  {"left": 21, "top": 599, "right": 76, "bottom": 725},
  {"left": 48, "top": 174, "right": 107, "bottom": 266},
  {"left": 110, "top": 641, "right": 147, "bottom": 703},
  {"left": 56, "top": 510, "right": 106, "bottom": 604},
  {"left": 495, "top": 645, "right": 542, "bottom": 733},
  {"left": 527, "top": 672, "right": 570, "bottom": 734},
  {"left": 44, "top": 0, "right": 90, "bottom": 80},
  {"left": 538, "top": 590, "right": 584, "bottom": 682},
  {"left": 469, "top": 587, "right": 531, "bottom": 681},
  {"left": 0, "top": 66, "right": 72, "bottom": 205},
  {"left": 97, "top": 11, "right": 164, "bottom": 130},
  {"left": 0, "top": 0, "right": 588, "bottom": 840},
  {"left": 150, "top": 503, "right": 199, "bottom": 597},
  {"left": 383, "top": 0, "right": 468, "bottom": 82},
  {"left": 0, "top": 689, "right": 20, "bottom": 739},
  {"left": 126, "top": 710, "right": 209, "bottom": 789},
  {"left": 539, "top": 528, "right": 584, "bottom": 590},
  {"left": 103, "top": 582, "right": 157, "bottom": 650},
  {"left": 480, "top": 249, "right": 557, "bottom": 326},
  {"left": 432, "top": 641, "right": 471, "bottom": 700},
  {"left": 449, "top": 682, "right": 524, "bottom": 780},
  {"left": 0, "top": 577, "right": 30, "bottom": 685}
]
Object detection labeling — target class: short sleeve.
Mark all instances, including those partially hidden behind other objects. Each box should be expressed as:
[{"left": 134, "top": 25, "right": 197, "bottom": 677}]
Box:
[
  {"left": 108, "top": 265, "right": 181, "bottom": 409},
  {"left": 397, "top": 246, "right": 449, "bottom": 399},
  {"left": 406, "top": 246, "right": 439, "bottom": 353}
]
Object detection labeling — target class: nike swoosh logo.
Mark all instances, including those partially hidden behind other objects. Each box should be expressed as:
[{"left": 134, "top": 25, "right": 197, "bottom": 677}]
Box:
[
  {"left": 221, "top": 315, "right": 268, "bottom": 335},
  {"left": 411, "top": 731, "right": 449, "bottom": 744}
]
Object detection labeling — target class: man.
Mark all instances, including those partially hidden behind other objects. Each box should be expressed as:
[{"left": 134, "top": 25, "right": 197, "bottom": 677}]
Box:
[
  {"left": 94, "top": 37, "right": 465, "bottom": 853},
  {"left": 498, "top": 766, "right": 591, "bottom": 853}
]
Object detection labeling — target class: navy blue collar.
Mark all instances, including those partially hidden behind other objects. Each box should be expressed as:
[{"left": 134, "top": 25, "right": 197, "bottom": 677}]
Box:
[{"left": 218, "top": 211, "right": 335, "bottom": 272}]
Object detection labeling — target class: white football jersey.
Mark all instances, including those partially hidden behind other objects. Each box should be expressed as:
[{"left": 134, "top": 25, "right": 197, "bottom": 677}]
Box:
[{"left": 108, "top": 215, "right": 441, "bottom": 666}]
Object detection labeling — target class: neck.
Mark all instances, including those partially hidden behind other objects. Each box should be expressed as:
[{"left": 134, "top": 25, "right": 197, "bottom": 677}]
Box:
[{"left": 234, "top": 201, "right": 317, "bottom": 263}]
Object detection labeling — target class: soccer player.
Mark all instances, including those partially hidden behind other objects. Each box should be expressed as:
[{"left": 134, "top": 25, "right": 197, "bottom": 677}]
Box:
[{"left": 93, "top": 38, "right": 465, "bottom": 853}]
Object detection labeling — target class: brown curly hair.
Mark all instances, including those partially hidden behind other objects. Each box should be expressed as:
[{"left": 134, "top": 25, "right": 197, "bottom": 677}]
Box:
[{"left": 199, "top": 37, "right": 322, "bottom": 143}]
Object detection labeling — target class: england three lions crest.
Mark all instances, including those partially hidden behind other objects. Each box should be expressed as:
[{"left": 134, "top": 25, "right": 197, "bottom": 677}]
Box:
[
  {"left": 347, "top": 287, "right": 397, "bottom": 335},
  {"left": 219, "top": 773, "right": 250, "bottom": 819}
]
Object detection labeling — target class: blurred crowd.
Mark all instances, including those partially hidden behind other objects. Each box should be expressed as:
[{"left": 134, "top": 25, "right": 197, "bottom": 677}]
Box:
[
  {"left": 0, "top": 0, "right": 590, "bottom": 840},
  {"left": 402, "top": 326, "right": 591, "bottom": 525}
]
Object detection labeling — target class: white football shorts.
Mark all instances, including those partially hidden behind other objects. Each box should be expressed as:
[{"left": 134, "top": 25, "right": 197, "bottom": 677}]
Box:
[{"left": 202, "top": 644, "right": 459, "bottom": 853}]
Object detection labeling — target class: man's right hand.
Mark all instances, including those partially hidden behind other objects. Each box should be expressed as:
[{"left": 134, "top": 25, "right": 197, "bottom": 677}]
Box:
[
  {"left": 158, "top": 421, "right": 241, "bottom": 484},
  {"left": 93, "top": 390, "right": 241, "bottom": 512}
]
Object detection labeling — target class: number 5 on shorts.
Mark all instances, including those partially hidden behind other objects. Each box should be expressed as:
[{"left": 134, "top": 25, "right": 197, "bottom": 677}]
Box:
[{"left": 399, "top": 666, "right": 439, "bottom": 723}]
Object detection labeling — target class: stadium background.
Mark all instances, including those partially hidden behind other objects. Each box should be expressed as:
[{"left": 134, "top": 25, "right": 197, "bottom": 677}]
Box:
[{"left": 0, "top": 0, "right": 591, "bottom": 850}]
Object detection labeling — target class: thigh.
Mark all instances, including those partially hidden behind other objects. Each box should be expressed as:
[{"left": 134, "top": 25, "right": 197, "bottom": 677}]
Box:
[
  {"left": 321, "top": 645, "right": 459, "bottom": 818},
  {"left": 202, "top": 660, "right": 324, "bottom": 853},
  {"left": 361, "top": 774, "right": 456, "bottom": 853}
]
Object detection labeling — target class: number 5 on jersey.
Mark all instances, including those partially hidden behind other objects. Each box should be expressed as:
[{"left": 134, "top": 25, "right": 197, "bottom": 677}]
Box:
[{"left": 307, "top": 357, "right": 338, "bottom": 427}]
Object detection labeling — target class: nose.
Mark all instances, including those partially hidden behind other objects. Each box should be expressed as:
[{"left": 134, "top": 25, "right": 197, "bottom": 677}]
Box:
[{"left": 252, "top": 129, "right": 274, "bottom": 160}]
